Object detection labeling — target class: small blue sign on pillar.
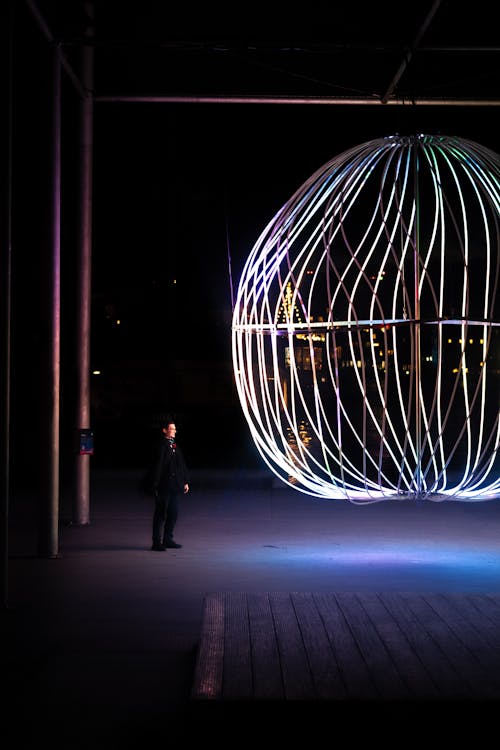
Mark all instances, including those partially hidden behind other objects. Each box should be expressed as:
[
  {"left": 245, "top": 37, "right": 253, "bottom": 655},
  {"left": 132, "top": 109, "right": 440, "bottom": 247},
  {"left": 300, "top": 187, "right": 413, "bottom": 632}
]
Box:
[{"left": 79, "top": 429, "right": 94, "bottom": 455}]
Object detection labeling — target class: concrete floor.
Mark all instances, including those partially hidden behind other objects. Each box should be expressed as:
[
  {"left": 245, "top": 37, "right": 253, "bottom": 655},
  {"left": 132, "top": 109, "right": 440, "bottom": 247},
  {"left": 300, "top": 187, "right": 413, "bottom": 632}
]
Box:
[{"left": 5, "top": 469, "right": 500, "bottom": 748}]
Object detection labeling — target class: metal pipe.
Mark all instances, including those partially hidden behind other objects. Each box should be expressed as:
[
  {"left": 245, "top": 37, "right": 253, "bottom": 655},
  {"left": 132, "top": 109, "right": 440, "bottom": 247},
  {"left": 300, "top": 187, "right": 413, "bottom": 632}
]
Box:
[
  {"left": 38, "top": 42, "right": 61, "bottom": 559},
  {"left": 413, "top": 145, "right": 422, "bottom": 496},
  {"left": 94, "top": 94, "right": 500, "bottom": 106},
  {"left": 381, "top": 0, "right": 444, "bottom": 104},
  {"left": 1, "top": 0, "right": 14, "bottom": 607},
  {"left": 73, "top": 2, "right": 94, "bottom": 527},
  {"left": 25, "top": 0, "right": 86, "bottom": 99}
]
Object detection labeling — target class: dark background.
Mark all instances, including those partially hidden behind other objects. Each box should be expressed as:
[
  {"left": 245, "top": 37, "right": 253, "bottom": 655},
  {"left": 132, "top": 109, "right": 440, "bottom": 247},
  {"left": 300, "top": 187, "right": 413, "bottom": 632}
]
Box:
[{"left": 6, "top": 1, "right": 500, "bottom": 486}]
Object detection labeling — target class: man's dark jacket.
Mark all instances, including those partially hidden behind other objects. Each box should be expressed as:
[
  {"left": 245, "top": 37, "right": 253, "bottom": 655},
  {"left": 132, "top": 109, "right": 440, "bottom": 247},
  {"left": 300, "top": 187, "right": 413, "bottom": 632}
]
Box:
[{"left": 152, "top": 437, "right": 189, "bottom": 493}]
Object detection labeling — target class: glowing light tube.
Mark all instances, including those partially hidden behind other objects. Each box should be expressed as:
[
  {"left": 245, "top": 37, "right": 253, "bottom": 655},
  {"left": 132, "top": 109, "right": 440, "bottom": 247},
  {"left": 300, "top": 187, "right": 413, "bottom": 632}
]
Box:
[{"left": 232, "top": 135, "right": 500, "bottom": 503}]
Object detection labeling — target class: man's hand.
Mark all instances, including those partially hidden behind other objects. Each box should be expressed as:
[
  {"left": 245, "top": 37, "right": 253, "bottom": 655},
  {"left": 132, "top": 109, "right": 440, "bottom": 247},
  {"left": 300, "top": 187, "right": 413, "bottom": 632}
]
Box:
[{"left": 184, "top": 483, "right": 189, "bottom": 494}]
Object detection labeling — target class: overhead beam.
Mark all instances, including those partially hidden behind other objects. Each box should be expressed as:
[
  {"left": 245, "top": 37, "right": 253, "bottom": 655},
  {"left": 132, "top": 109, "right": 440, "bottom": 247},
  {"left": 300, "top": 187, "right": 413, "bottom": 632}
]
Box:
[
  {"left": 25, "top": 0, "right": 87, "bottom": 99},
  {"left": 381, "top": 0, "right": 444, "bottom": 104},
  {"left": 94, "top": 94, "right": 500, "bottom": 106}
]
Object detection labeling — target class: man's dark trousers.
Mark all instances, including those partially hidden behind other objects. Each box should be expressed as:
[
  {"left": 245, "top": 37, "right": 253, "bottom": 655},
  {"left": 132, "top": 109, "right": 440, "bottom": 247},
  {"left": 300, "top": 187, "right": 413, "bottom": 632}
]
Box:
[{"left": 152, "top": 490, "right": 179, "bottom": 546}]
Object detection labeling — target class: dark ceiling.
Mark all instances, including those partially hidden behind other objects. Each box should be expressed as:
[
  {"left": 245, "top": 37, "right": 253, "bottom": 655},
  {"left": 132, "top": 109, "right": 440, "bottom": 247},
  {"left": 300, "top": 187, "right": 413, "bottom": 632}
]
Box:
[
  {"left": 5, "top": 0, "right": 500, "bottom": 475},
  {"left": 20, "top": 0, "right": 500, "bottom": 104}
]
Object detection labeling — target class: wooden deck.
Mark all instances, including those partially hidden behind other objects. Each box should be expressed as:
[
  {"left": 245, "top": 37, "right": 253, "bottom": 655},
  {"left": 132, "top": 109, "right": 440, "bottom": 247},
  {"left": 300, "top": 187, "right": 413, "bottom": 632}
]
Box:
[{"left": 191, "top": 591, "right": 500, "bottom": 707}]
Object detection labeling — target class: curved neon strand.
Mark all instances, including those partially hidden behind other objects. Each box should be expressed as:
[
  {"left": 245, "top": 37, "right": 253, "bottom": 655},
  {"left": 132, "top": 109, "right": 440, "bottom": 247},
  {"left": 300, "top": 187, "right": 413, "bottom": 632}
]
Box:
[{"left": 232, "top": 134, "right": 500, "bottom": 501}]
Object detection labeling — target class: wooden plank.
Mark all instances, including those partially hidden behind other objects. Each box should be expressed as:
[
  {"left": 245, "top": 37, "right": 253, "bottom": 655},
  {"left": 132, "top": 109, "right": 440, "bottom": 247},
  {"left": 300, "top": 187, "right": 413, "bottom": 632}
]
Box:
[
  {"left": 222, "top": 591, "right": 253, "bottom": 700},
  {"left": 359, "top": 592, "right": 440, "bottom": 700},
  {"left": 400, "top": 593, "right": 488, "bottom": 700},
  {"left": 380, "top": 592, "right": 469, "bottom": 699},
  {"left": 191, "top": 592, "right": 500, "bottom": 707},
  {"left": 335, "top": 592, "right": 411, "bottom": 700},
  {"left": 465, "top": 593, "right": 500, "bottom": 630},
  {"left": 420, "top": 593, "right": 500, "bottom": 699},
  {"left": 433, "top": 594, "right": 500, "bottom": 656},
  {"left": 312, "top": 592, "right": 377, "bottom": 700},
  {"left": 269, "top": 592, "right": 315, "bottom": 700},
  {"left": 247, "top": 593, "right": 284, "bottom": 700},
  {"left": 191, "top": 592, "right": 224, "bottom": 700},
  {"left": 291, "top": 592, "right": 347, "bottom": 700},
  {"left": 484, "top": 593, "right": 500, "bottom": 617}
]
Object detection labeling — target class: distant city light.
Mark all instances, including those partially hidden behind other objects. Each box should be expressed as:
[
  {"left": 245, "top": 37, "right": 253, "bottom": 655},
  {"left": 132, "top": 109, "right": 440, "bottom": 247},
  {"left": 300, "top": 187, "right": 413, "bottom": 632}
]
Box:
[{"left": 232, "top": 134, "right": 500, "bottom": 503}]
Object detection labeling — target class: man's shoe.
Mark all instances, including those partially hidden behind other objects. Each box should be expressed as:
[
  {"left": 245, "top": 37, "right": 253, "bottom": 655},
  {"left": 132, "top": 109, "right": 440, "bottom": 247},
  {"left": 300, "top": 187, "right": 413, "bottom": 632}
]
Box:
[
  {"left": 164, "top": 540, "right": 182, "bottom": 549},
  {"left": 151, "top": 544, "right": 166, "bottom": 551}
]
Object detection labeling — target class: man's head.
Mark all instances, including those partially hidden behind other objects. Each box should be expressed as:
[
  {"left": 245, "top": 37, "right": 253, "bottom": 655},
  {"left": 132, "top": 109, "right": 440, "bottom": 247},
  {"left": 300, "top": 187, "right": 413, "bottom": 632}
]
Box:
[{"left": 162, "top": 422, "right": 176, "bottom": 440}]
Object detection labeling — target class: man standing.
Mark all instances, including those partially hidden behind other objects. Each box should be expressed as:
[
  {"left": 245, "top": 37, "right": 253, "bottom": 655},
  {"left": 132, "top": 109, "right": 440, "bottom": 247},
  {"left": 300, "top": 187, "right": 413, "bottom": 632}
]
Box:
[{"left": 150, "top": 420, "right": 190, "bottom": 551}]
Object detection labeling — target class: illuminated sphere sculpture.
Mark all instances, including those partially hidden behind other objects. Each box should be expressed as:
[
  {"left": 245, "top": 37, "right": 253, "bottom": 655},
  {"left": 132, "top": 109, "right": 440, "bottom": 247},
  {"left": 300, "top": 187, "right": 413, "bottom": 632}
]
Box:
[{"left": 232, "top": 135, "right": 500, "bottom": 502}]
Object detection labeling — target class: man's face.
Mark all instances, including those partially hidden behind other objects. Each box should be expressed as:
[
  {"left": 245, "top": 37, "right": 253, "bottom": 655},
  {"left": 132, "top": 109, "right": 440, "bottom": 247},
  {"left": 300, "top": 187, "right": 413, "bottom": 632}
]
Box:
[{"left": 164, "top": 423, "right": 176, "bottom": 439}]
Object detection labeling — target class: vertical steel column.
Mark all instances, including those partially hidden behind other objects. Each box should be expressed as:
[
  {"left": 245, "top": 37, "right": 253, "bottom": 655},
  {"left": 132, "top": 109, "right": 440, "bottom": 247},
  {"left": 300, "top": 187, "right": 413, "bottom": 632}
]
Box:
[
  {"left": 73, "top": 2, "right": 94, "bottom": 526},
  {"left": 1, "top": 0, "right": 14, "bottom": 605},
  {"left": 38, "top": 42, "right": 61, "bottom": 558},
  {"left": 413, "top": 141, "right": 422, "bottom": 496}
]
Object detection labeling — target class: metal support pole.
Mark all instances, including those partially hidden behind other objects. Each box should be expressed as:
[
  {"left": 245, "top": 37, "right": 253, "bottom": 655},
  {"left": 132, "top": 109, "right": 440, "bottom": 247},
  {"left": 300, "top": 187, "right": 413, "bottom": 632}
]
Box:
[
  {"left": 38, "top": 41, "right": 61, "bottom": 558},
  {"left": 1, "top": 0, "right": 14, "bottom": 606},
  {"left": 73, "top": 2, "right": 94, "bottom": 526},
  {"left": 413, "top": 143, "right": 422, "bottom": 497}
]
